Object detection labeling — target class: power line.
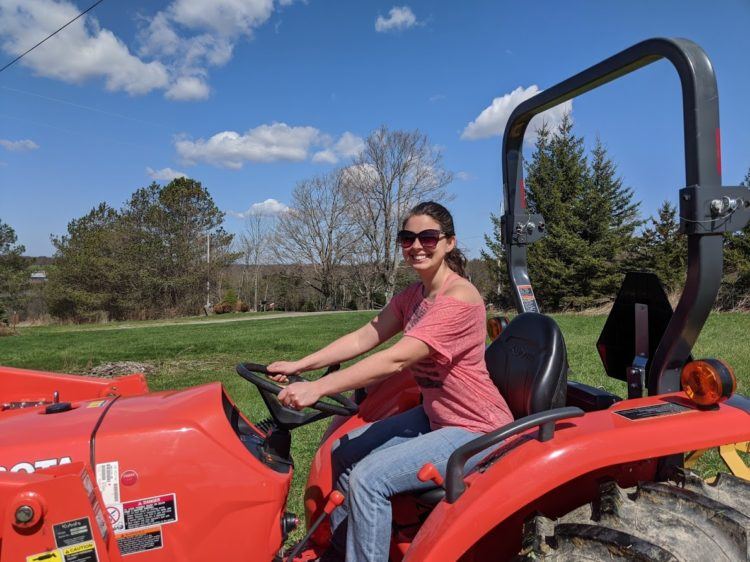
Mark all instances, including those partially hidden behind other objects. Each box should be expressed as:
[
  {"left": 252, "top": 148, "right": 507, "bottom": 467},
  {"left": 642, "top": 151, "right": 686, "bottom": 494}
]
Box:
[
  {"left": 0, "top": 0, "right": 106, "bottom": 75},
  {"left": 1, "top": 86, "right": 167, "bottom": 128}
]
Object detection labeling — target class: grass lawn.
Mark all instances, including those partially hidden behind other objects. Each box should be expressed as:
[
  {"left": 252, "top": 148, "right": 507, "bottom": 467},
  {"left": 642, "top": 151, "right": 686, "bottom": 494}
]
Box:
[{"left": 2, "top": 311, "right": 749, "bottom": 532}]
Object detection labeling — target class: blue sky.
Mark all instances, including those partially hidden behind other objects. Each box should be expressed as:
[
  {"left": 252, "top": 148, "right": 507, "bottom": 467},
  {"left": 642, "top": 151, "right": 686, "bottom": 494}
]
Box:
[{"left": 1, "top": 0, "right": 749, "bottom": 258}]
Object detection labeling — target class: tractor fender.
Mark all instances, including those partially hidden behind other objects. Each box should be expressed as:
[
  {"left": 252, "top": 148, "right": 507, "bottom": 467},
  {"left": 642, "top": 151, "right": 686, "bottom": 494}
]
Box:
[{"left": 405, "top": 393, "right": 750, "bottom": 562}]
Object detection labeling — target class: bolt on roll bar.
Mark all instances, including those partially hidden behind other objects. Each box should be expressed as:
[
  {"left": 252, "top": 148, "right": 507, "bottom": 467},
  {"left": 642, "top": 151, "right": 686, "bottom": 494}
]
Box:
[{"left": 501, "top": 37, "right": 750, "bottom": 394}]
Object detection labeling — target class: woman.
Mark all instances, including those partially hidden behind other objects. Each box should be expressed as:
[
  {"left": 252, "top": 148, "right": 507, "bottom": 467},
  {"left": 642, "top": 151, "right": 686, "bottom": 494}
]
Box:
[{"left": 268, "top": 201, "right": 513, "bottom": 562}]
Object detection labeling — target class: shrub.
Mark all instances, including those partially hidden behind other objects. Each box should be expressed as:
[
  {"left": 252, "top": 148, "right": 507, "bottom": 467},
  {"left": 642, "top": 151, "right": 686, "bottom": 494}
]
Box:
[
  {"left": 223, "top": 289, "right": 238, "bottom": 308},
  {"left": 213, "top": 302, "right": 232, "bottom": 314}
]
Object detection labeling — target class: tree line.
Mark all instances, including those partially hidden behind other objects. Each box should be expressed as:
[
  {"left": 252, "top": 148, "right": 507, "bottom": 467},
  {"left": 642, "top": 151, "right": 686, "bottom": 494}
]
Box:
[
  {"left": 1, "top": 119, "right": 749, "bottom": 325},
  {"left": 0, "top": 126, "right": 453, "bottom": 323}
]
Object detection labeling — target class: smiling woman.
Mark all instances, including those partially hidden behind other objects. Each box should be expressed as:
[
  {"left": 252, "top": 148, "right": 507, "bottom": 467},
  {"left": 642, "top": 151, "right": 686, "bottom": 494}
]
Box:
[{"left": 265, "top": 201, "right": 512, "bottom": 562}]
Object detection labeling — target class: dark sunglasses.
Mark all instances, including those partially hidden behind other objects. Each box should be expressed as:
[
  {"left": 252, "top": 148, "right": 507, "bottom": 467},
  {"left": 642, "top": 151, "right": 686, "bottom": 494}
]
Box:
[{"left": 397, "top": 229, "right": 447, "bottom": 249}]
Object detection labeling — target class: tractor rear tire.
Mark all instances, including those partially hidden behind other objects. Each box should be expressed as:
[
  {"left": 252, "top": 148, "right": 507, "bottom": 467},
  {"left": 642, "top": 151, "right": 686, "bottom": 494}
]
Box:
[{"left": 517, "top": 470, "right": 750, "bottom": 561}]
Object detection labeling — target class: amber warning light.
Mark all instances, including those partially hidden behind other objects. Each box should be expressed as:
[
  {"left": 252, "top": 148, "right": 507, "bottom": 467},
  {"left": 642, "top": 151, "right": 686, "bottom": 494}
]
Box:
[
  {"left": 487, "top": 316, "right": 509, "bottom": 342},
  {"left": 680, "top": 359, "right": 736, "bottom": 406}
]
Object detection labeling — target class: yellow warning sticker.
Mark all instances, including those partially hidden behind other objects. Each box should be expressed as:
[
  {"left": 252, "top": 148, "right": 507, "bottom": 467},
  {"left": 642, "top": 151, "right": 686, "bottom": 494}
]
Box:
[
  {"left": 87, "top": 400, "right": 107, "bottom": 408},
  {"left": 61, "top": 541, "right": 98, "bottom": 561},
  {"left": 62, "top": 542, "right": 95, "bottom": 555},
  {"left": 27, "top": 550, "right": 62, "bottom": 562}
]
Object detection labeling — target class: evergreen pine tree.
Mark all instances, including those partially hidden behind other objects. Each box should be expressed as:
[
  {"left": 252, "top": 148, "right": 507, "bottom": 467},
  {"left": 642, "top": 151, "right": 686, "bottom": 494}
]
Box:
[
  {"left": 525, "top": 116, "right": 591, "bottom": 309},
  {"left": 633, "top": 201, "right": 686, "bottom": 292},
  {"left": 720, "top": 168, "right": 750, "bottom": 308},
  {"left": 480, "top": 213, "right": 511, "bottom": 309},
  {"left": 483, "top": 117, "right": 641, "bottom": 311},
  {"left": 0, "top": 220, "right": 28, "bottom": 324},
  {"left": 573, "top": 139, "right": 642, "bottom": 302}
]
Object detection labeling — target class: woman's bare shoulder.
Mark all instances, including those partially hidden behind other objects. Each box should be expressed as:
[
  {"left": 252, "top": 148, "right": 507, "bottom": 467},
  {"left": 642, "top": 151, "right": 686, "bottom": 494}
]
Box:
[{"left": 443, "top": 278, "right": 485, "bottom": 305}]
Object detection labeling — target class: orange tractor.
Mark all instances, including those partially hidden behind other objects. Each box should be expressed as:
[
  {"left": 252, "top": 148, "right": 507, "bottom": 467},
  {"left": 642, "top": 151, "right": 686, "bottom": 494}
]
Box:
[{"left": 2, "top": 37, "right": 750, "bottom": 561}]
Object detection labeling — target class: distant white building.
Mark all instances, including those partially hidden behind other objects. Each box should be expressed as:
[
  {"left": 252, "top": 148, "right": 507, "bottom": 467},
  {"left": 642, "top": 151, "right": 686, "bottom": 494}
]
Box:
[{"left": 30, "top": 271, "right": 47, "bottom": 283}]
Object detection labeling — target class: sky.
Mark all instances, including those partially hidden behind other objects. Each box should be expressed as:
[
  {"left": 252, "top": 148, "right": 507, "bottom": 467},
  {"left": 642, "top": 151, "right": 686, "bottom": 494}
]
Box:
[{"left": 1, "top": 0, "right": 749, "bottom": 259}]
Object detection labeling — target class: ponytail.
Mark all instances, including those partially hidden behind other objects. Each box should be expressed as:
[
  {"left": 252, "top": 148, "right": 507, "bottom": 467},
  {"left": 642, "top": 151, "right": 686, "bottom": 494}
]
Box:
[{"left": 445, "top": 247, "right": 467, "bottom": 278}]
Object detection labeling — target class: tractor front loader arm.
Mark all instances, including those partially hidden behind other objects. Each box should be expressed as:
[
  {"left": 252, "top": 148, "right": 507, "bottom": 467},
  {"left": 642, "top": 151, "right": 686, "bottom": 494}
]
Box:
[{"left": 0, "top": 462, "right": 122, "bottom": 562}]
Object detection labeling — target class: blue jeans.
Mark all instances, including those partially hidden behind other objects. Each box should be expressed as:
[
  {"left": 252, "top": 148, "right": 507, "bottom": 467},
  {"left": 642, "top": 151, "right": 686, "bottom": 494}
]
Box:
[{"left": 328, "top": 406, "right": 482, "bottom": 562}]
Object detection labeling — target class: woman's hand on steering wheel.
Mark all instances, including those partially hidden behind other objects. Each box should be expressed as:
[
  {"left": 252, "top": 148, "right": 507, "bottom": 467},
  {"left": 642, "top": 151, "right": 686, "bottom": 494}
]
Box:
[
  {"left": 278, "top": 381, "right": 323, "bottom": 410},
  {"left": 266, "top": 360, "right": 304, "bottom": 384}
]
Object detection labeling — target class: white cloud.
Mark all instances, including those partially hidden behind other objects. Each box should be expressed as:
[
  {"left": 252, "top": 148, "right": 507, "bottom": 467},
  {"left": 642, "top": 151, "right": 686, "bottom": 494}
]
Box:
[
  {"left": 313, "top": 132, "right": 365, "bottom": 164},
  {"left": 136, "top": 0, "right": 281, "bottom": 101},
  {"left": 461, "top": 85, "right": 573, "bottom": 143},
  {"left": 0, "top": 0, "right": 169, "bottom": 95},
  {"left": 168, "top": 0, "right": 274, "bottom": 37},
  {"left": 0, "top": 139, "right": 39, "bottom": 151},
  {"left": 375, "top": 6, "right": 419, "bottom": 32},
  {"left": 146, "top": 167, "right": 188, "bottom": 181},
  {"left": 230, "top": 198, "right": 289, "bottom": 218},
  {"left": 341, "top": 163, "right": 379, "bottom": 188},
  {"left": 177, "top": 125, "right": 363, "bottom": 169},
  {"left": 429, "top": 94, "right": 446, "bottom": 103},
  {"left": 334, "top": 132, "right": 365, "bottom": 158},
  {"left": 456, "top": 171, "right": 474, "bottom": 181},
  {"left": 176, "top": 123, "right": 323, "bottom": 169},
  {"left": 165, "top": 76, "right": 211, "bottom": 101},
  {"left": 312, "top": 149, "right": 338, "bottom": 164},
  {"left": 0, "top": 0, "right": 295, "bottom": 101}
]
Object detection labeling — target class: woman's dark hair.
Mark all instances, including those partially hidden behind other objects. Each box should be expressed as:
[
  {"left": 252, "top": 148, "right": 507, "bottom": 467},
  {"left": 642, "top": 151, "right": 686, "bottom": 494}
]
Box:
[{"left": 402, "top": 201, "right": 467, "bottom": 278}]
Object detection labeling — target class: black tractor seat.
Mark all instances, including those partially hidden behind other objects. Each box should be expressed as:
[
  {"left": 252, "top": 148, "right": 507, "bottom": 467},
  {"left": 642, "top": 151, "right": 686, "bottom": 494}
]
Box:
[{"left": 413, "top": 312, "right": 569, "bottom": 507}]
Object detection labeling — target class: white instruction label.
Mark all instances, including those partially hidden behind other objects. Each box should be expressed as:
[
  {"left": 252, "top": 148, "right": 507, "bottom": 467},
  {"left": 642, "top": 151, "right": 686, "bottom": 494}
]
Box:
[{"left": 96, "top": 461, "right": 120, "bottom": 505}]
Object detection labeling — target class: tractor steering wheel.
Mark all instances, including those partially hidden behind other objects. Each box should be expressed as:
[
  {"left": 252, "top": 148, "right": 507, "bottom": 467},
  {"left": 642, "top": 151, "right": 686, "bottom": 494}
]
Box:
[{"left": 236, "top": 363, "right": 359, "bottom": 420}]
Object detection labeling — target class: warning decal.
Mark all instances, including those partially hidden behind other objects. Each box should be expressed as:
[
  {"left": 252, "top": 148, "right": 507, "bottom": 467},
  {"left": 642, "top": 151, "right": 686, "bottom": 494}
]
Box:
[
  {"left": 108, "top": 503, "right": 125, "bottom": 532},
  {"left": 122, "top": 494, "right": 177, "bottom": 531},
  {"left": 517, "top": 285, "right": 539, "bottom": 313},
  {"left": 96, "top": 461, "right": 120, "bottom": 505},
  {"left": 117, "top": 527, "right": 164, "bottom": 556},
  {"left": 614, "top": 401, "right": 692, "bottom": 421},
  {"left": 53, "top": 518, "right": 93, "bottom": 548},
  {"left": 92, "top": 500, "right": 109, "bottom": 543},
  {"left": 82, "top": 470, "right": 108, "bottom": 542},
  {"left": 27, "top": 550, "right": 62, "bottom": 562},
  {"left": 518, "top": 285, "right": 535, "bottom": 301},
  {"left": 61, "top": 541, "right": 98, "bottom": 562}
]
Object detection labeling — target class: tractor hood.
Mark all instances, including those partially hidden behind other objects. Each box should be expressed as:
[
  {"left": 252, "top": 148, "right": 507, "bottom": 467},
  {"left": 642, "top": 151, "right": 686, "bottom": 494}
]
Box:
[
  {"left": 1, "top": 381, "right": 292, "bottom": 560},
  {"left": 0, "top": 395, "right": 109, "bottom": 474}
]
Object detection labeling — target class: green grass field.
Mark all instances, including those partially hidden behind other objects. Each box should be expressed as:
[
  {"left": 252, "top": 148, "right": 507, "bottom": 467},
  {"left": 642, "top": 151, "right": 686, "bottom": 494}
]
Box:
[{"left": 2, "top": 311, "right": 749, "bottom": 530}]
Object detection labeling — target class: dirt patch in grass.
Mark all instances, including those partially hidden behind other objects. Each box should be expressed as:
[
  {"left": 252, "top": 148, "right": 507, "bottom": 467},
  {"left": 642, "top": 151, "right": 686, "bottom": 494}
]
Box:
[{"left": 87, "top": 361, "right": 156, "bottom": 378}]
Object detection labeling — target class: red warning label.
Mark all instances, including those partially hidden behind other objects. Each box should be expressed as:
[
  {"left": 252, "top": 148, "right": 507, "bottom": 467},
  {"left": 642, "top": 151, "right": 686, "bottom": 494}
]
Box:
[
  {"left": 518, "top": 285, "right": 535, "bottom": 301},
  {"left": 122, "top": 494, "right": 177, "bottom": 531},
  {"left": 517, "top": 285, "right": 539, "bottom": 312},
  {"left": 117, "top": 527, "right": 163, "bottom": 556}
]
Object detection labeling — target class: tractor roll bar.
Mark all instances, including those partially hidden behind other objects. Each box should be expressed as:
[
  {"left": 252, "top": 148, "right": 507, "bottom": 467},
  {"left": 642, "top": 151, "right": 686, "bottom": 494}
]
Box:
[
  {"left": 445, "top": 406, "right": 584, "bottom": 503},
  {"left": 501, "top": 37, "right": 725, "bottom": 394}
]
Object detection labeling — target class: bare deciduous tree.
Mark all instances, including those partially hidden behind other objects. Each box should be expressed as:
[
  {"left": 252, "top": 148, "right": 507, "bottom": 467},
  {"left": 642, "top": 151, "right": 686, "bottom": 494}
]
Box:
[
  {"left": 274, "top": 170, "right": 358, "bottom": 309},
  {"left": 239, "top": 213, "right": 275, "bottom": 311},
  {"left": 343, "top": 126, "right": 453, "bottom": 301}
]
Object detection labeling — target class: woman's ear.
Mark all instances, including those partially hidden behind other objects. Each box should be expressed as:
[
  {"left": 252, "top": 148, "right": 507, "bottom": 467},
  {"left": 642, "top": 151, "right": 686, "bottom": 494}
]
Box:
[{"left": 446, "top": 236, "right": 457, "bottom": 252}]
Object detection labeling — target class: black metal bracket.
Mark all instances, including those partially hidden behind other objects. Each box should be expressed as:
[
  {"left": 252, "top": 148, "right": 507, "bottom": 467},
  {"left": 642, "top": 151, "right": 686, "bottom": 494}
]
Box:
[
  {"left": 626, "top": 302, "right": 649, "bottom": 399},
  {"left": 445, "top": 406, "right": 584, "bottom": 503},
  {"left": 679, "top": 185, "right": 750, "bottom": 234},
  {"left": 501, "top": 212, "right": 547, "bottom": 245}
]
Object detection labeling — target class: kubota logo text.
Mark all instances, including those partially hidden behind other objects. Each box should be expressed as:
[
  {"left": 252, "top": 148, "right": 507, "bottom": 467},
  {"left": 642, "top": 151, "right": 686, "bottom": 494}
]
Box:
[{"left": 0, "top": 457, "right": 72, "bottom": 473}]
